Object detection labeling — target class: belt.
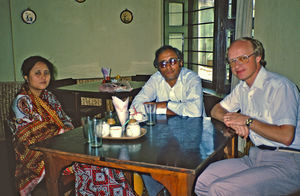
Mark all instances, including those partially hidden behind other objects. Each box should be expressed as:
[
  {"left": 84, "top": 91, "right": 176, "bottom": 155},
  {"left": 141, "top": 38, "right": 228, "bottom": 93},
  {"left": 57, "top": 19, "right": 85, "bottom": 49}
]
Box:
[{"left": 257, "top": 145, "right": 300, "bottom": 152}]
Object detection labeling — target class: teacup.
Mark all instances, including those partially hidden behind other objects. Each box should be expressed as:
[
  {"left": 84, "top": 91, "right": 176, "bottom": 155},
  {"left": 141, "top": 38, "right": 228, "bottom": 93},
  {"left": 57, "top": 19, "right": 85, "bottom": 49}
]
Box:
[
  {"left": 126, "top": 123, "right": 141, "bottom": 137},
  {"left": 110, "top": 126, "right": 122, "bottom": 137}
]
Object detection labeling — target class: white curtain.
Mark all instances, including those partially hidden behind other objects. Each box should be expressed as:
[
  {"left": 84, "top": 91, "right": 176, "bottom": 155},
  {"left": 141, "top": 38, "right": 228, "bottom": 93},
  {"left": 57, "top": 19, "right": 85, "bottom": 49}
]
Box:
[{"left": 232, "top": 0, "right": 254, "bottom": 153}]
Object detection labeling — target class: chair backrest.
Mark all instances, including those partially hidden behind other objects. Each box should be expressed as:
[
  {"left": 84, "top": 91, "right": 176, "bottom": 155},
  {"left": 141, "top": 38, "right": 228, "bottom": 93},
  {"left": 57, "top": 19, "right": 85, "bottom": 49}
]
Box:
[
  {"left": 0, "top": 82, "right": 23, "bottom": 140},
  {"left": 203, "top": 93, "right": 223, "bottom": 117},
  {"left": 131, "top": 74, "right": 151, "bottom": 82}
]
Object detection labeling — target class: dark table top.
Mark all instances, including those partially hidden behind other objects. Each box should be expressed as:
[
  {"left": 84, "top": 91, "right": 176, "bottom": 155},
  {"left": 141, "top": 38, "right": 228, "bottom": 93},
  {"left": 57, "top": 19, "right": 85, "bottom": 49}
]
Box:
[{"left": 32, "top": 115, "right": 231, "bottom": 174}]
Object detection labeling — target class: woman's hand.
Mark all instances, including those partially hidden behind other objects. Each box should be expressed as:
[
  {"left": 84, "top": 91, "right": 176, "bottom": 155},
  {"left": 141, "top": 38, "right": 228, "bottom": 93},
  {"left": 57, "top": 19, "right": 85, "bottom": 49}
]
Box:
[
  {"left": 58, "top": 128, "right": 65, "bottom": 134},
  {"left": 59, "top": 126, "right": 73, "bottom": 134}
]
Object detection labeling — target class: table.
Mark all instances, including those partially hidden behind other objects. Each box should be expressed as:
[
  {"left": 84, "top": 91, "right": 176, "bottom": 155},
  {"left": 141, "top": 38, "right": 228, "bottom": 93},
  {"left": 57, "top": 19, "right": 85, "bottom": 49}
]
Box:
[
  {"left": 31, "top": 116, "right": 234, "bottom": 196},
  {"left": 51, "top": 80, "right": 145, "bottom": 126}
]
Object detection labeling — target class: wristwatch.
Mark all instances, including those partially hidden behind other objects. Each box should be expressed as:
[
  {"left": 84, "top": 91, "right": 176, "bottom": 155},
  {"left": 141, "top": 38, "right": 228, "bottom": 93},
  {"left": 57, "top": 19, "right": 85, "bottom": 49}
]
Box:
[{"left": 246, "top": 118, "right": 254, "bottom": 127}]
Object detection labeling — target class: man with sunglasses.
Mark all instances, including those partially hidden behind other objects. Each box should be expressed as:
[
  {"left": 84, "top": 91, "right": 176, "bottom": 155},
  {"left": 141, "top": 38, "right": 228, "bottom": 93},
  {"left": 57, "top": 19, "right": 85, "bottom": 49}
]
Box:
[
  {"left": 131, "top": 45, "right": 206, "bottom": 118},
  {"left": 195, "top": 37, "right": 300, "bottom": 195},
  {"left": 131, "top": 45, "right": 206, "bottom": 196}
]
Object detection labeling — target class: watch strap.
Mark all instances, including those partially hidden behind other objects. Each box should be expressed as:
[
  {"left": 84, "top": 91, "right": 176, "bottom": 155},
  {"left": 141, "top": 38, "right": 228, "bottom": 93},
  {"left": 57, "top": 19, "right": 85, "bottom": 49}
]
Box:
[{"left": 246, "top": 118, "right": 254, "bottom": 127}]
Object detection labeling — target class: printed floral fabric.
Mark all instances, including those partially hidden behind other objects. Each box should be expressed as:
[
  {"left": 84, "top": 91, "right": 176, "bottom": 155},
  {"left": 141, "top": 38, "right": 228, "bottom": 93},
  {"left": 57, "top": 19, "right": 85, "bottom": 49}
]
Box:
[
  {"left": 10, "top": 85, "right": 73, "bottom": 196},
  {"left": 73, "top": 163, "right": 136, "bottom": 196}
]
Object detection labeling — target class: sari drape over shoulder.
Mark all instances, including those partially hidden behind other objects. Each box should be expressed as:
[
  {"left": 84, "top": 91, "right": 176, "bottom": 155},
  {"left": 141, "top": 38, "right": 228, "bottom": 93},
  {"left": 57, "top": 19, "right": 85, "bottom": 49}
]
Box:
[{"left": 10, "top": 86, "right": 73, "bottom": 196}]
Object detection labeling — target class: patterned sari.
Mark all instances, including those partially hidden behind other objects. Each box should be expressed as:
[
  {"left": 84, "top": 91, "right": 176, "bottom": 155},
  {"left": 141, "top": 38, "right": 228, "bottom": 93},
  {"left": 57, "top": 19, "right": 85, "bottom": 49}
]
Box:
[{"left": 10, "top": 85, "right": 74, "bottom": 196}]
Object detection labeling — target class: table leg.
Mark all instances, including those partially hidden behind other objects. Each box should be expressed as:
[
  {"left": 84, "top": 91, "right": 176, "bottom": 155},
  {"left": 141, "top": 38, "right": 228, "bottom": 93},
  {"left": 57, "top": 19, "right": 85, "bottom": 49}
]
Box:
[
  {"left": 151, "top": 172, "right": 194, "bottom": 196},
  {"left": 43, "top": 153, "right": 73, "bottom": 196}
]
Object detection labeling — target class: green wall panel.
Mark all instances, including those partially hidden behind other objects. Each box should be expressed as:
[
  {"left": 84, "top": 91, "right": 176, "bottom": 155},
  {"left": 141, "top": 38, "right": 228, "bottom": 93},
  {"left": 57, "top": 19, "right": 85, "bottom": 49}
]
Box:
[{"left": 1, "top": 0, "right": 162, "bottom": 81}]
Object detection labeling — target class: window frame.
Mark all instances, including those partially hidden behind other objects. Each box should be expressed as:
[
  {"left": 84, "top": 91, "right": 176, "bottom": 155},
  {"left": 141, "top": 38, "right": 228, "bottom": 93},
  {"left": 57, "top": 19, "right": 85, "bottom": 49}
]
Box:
[{"left": 164, "top": 0, "right": 237, "bottom": 95}]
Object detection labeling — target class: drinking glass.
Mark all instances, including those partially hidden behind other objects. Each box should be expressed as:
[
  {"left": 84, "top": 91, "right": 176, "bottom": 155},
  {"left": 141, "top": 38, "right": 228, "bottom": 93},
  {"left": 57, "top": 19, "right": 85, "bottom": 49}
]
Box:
[
  {"left": 144, "top": 103, "right": 157, "bottom": 125},
  {"left": 89, "top": 118, "right": 103, "bottom": 147},
  {"left": 81, "top": 116, "right": 91, "bottom": 143}
]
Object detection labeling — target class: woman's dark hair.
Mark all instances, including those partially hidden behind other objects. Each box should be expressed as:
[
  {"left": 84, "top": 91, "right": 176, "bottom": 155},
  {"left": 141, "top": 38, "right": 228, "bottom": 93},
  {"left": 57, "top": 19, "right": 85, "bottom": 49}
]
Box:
[
  {"left": 153, "top": 45, "right": 183, "bottom": 68},
  {"left": 21, "top": 56, "right": 56, "bottom": 83},
  {"left": 226, "top": 37, "right": 267, "bottom": 67}
]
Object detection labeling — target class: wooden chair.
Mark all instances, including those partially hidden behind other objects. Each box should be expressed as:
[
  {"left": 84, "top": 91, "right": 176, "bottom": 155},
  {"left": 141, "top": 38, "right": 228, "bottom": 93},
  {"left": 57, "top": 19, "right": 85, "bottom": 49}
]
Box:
[
  {"left": 0, "top": 81, "right": 23, "bottom": 140},
  {"left": 203, "top": 93, "right": 223, "bottom": 117}
]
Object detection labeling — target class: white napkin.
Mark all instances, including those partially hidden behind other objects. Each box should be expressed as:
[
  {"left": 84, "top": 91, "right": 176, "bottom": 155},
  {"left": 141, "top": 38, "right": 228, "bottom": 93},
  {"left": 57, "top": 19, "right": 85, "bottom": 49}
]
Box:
[{"left": 112, "top": 96, "right": 129, "bottom": 127}]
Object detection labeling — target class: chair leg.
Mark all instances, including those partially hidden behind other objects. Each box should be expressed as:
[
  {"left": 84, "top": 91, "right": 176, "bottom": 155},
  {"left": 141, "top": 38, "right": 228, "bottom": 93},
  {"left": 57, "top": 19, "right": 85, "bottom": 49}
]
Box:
[{"left": 133, "top": 173, "right": 145, "bottom": 196}]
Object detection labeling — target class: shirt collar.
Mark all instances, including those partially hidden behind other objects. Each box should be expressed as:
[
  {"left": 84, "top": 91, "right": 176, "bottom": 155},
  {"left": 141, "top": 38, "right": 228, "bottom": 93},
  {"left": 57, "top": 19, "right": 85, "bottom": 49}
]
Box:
[
  {"left": 173, "top": 67, "right": 184, "bottom": 87},
  {"left": 241, "top": 66, "right": 267, "bottom": 90},
  {"left": 177, "top": 67, "right": 184, "bottom": 81}
]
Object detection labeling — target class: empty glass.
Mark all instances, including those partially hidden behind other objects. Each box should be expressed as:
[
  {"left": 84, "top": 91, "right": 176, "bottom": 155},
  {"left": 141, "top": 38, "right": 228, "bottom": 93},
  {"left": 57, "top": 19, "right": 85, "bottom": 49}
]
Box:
[
  {"left": 81, "top": 116, "right": 92, "bottom": 143},
  {"left": 89, "top": 118, "right": 103, "bottom": 147},
  {"left": 144, "top": 103, "right": 157, "bottom": 125}
]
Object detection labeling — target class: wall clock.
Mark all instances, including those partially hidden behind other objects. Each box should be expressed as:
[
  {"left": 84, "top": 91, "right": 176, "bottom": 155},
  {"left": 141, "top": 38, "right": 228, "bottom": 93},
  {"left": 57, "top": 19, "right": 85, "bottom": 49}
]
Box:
[
  {"left": 75, "top": 0, "right": 86, "bottom": 3},
  {"left": 120, "top": 9, "right": 133, "bottom": 24},
  {"left": 21, "top": 9, "right": 36, "bottom": 24}
]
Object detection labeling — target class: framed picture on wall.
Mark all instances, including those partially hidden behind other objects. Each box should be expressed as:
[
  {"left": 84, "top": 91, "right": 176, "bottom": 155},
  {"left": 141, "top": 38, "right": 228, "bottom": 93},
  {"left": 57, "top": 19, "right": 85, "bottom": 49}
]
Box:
[
  {"left": 120, "top": 9, "right": 133, "bottom": 24},
  {"left": 21, "top": 9, "right": 36, "bottom": 24}
]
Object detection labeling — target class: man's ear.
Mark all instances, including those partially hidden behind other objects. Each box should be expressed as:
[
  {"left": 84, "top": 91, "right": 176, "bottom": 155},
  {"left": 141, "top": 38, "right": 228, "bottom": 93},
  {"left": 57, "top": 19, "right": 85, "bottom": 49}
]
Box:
[
  {"left": 179, "top": 60, "right": 183, "bottom": 67},
  {"left": 256, "top": 56, "right": 262, "bottom": 66}
]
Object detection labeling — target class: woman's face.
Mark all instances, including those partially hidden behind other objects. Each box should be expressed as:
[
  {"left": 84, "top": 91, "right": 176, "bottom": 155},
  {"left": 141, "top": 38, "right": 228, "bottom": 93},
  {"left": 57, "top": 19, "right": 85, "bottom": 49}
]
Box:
[{"left": 24, "top": 61, "right": 51, "bottom": 96}]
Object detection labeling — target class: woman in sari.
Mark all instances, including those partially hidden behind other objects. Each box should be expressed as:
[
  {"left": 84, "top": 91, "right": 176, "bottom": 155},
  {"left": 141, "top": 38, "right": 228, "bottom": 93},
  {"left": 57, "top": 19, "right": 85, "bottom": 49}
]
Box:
[
  {"left": 9, "top": 56, "right": 74, "bottom": 196},
  {"left": 10, "top": 56, "right": 135, "bottom": 196}
]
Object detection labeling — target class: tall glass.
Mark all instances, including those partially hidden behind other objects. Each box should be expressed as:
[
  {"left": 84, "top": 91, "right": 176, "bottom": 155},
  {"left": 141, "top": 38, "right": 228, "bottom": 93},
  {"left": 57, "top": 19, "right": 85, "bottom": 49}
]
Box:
[
  {"left": 144, "top": 103, "right": 157, "bottom": 125},
  {"left": 89, "top": 118, "right": 103, "bottom": 147},
  {"left": 81, "top": 116, "right": 91, "bottom": 143}
]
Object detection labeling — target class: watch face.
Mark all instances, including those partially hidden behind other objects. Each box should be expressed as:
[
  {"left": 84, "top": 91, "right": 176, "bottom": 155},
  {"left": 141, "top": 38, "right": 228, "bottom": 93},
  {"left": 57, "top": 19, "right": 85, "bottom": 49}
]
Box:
[
  {"left": 120, "top": 9, "right": 133, "bottom": 24},
  {"left": 21, "top": 9, "right": 36, "bottom": 24}
]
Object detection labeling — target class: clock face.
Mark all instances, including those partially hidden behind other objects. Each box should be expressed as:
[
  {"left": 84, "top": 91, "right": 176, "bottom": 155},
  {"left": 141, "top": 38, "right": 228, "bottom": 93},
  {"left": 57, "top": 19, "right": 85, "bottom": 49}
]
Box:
[{"left": 120, "top": 9, "right": 133, "bottom": 24}]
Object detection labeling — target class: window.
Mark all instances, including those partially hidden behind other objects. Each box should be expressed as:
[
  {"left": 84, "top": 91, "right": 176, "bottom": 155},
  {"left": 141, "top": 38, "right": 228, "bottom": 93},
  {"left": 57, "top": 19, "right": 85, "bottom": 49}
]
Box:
[{"left": 164, "top": 0, "right": 237, "bottom": 94}]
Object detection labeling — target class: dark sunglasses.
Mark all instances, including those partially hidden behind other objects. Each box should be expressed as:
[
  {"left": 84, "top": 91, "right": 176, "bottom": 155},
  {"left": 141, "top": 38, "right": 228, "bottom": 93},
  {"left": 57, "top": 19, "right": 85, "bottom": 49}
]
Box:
[{"left": 158, "top": 58, "right": 180, "bottom": 68}]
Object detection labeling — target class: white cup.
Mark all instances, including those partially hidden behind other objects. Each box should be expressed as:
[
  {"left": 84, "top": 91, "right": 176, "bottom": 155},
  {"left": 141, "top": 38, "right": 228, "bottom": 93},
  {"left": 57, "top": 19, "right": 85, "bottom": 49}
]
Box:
[
  {"left": 110, "top": 126, "right": 122, "bottom": 137},
  {"left": 102, "top": 122, "right": 110, "bottom": 137},
  {"left": 126, "top": 123, "right": 141, "bottom": 137}
]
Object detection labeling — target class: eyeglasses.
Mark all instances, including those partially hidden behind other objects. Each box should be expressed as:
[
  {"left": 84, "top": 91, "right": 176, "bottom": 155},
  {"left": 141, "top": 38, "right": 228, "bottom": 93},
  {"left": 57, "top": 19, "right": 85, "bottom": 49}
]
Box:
[
  {"left": 228, "top": 52, "right": 255, "bottom": 67},
  {"left": 158, "top": 58, "right": 180, "bottom": 68}
]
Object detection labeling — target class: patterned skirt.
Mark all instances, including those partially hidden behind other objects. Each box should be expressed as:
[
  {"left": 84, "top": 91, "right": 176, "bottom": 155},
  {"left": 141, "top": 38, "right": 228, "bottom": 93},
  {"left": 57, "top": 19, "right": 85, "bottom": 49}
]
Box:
[{"left": 73, "top": 163, "right": 136, "bottom": 196}]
